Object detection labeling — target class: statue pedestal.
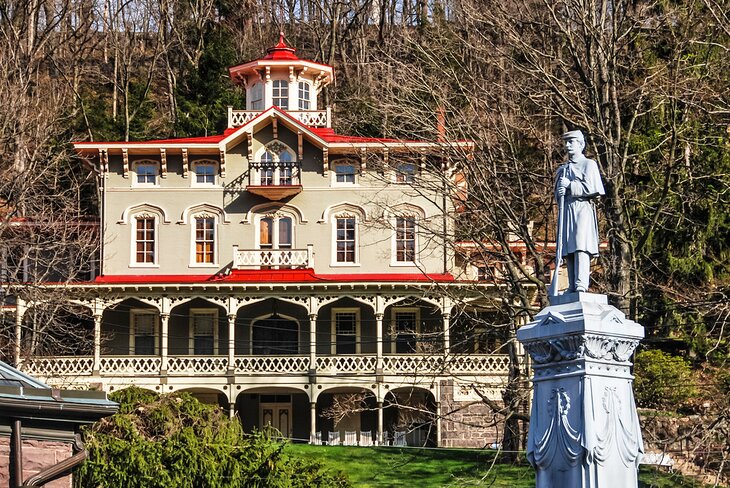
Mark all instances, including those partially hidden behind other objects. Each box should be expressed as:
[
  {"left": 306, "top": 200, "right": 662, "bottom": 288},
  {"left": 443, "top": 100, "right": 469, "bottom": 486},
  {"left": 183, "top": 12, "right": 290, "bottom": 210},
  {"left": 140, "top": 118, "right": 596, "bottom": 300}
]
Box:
[{"left": 516, "top": 293, "right": 645, "bottom": 487}]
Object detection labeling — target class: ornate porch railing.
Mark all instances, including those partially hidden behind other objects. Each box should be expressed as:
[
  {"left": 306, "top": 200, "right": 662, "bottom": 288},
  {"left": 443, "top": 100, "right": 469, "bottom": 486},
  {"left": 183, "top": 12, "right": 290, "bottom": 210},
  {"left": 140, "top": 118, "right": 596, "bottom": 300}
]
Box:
[
  {"left": 21, "top": 356, "right": 93, "bottom": 376},
  {"left": 316, "top": 355, "right": 377, "bottom": 374},
  {"left": 234, "top": 355, "right": 310, "bottom": 374},
  {"left": 232, "top": 245, "right": 313, "bottom": 269},
  {"left": 228, "top": 109, "right": 330, "bottom": 128},
  {"left": 449, "top": 354, "right": 510, "bottom": 374},
  {"left": 100, "top": 356, "right": 161, "bottom": 375},
  {"left": 382, "top": 355, "right": 445, "bottom": 374},
  {"left": 167, "top": 356, "right": 229, "bottom": 375}
]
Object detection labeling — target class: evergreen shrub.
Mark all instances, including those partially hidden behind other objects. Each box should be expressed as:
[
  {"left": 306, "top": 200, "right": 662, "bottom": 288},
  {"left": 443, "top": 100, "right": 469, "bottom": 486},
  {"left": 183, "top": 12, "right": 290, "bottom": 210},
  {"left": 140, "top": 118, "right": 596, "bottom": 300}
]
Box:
[{"left": 634, "top": 349, "right": 696, "bottom": 410}]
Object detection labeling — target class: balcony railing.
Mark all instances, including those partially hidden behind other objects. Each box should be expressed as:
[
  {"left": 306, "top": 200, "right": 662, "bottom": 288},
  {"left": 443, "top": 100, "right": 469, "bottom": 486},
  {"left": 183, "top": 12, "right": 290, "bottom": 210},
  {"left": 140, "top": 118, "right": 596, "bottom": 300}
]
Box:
[
  {"left": 246, "top": 161, "right": 303, "bottom": 200},
  {"left": 228, "top": 108, "right": 331, "bottom": 128},
  {"left": 233, "top": 245, "right": 314, "bottom": 269},
  {"left": 20, "top": 354, "right": 510, "bottom": 379}
]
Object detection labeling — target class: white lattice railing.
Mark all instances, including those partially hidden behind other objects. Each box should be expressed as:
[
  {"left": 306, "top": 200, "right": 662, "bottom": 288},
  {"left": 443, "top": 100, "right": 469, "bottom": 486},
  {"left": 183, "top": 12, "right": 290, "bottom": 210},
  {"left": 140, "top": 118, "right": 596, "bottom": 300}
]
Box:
[
  {"left": 21, "top": 356, "right": 94, "bottom": 376},
  {"left": 449, "top": 354, "right": 510, "bottom": 374},
  {"left": 167, "top": 356, "right": 229, "bottom": 375},
  {"left": 382, "top": 355, "right": 445, "bottom": 374},
  {"left": 234, "top": 355, "right": 310, "bottom": 374},
  {"left": 100, "top": 356, "right": 161, "bottom": 375},
  {"left": 316, "top": 355, "right": 377, "bottom": 374},
  {"left": 233, "top": 245, "right": 313, "bottom": 269},
  {"left": 228, "top": 109, "right": 330, "bottom": 128}
]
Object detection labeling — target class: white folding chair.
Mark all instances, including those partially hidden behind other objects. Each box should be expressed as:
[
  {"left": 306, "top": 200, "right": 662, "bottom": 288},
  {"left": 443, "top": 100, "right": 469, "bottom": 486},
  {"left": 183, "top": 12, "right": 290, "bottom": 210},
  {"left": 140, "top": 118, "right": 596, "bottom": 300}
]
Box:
[
  {"left": 328, "top": 431, "right": 340, "bottom": 446},
  {"left": 344, "top": 431, "right": 358, "bottom": 446},
  {"left": 359, "top": 431, "right": 373, "bottom": 446},
  {"left": 311, "top": 431, "right": 322, "bottom": 445}
]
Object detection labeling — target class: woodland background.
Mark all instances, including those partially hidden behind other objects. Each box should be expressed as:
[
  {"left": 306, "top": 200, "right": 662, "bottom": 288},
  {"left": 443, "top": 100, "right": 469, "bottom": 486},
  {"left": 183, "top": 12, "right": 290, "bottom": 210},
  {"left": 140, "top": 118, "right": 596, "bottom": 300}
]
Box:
[{"left": 0, "top": 0, "right": 729, "bottom": 481}]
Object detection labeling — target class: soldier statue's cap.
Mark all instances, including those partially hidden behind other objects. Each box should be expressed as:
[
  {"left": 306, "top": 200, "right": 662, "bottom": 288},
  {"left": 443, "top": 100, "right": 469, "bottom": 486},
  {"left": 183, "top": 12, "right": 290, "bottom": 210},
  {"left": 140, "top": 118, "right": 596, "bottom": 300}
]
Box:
[{"left": 561, "top": 130, "right": 585, "bottom": 142}]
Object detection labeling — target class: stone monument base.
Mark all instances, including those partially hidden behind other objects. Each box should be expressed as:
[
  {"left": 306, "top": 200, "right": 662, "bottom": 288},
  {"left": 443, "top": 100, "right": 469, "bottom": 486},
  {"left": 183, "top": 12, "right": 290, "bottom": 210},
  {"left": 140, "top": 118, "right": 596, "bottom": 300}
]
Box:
[{"left": 517, "top": 293, "right": 644, "bottom": 488}]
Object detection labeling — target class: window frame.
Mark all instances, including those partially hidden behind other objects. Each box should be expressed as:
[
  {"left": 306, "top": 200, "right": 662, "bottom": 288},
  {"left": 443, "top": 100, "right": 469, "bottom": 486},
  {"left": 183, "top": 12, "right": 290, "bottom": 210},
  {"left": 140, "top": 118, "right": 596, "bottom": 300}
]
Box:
[
  {"left": 330, "top": 308, "right": 361, "bottom": 355},
  {"left": 190, "top": 214, "right": 217, "bottom": 267},
  {"left": 391, "top": 215, "right": 417, "bottom": 266},
  {"left": 133, "top": 161, "right": 160, "bottom": 187},
  {"left": 272, "top": 79, "right": 289, "bottom": 110},
  {"left": 192, "top": 161, "right": 217, "bottom": 186},
  {"left": 129, "top": 309, "right": 159, "bottom": 355},
  {"left": 254, "top": 144, "right": 298, "bottom": 186},
  {"left": 298, "top": 81, "right": 311, "bottom": 110},
  {"left": 249, "top": 82, "right": 264, "bottom": 110},
  {"left": 331, "top": 161, "right": 358, "bottom": 186},
  {"left": 131, "top": 214, "right": 159, "bottom": 268},
  {"left": 188, "top": 308, "right": 219, "bottom": 355},
  {"left": 394, "top": 161, "right": 417, "bottom": 184},
  {"left": 331, "top": 214, "right": 359, "bottom": 267}
]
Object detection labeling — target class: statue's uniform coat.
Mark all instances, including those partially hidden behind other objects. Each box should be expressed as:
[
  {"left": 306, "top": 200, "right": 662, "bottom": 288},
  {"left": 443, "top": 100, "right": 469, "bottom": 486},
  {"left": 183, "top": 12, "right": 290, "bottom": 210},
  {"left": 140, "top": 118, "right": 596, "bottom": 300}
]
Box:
[{"left": 555, "top": 156, "right": 605, "bottom": 257}]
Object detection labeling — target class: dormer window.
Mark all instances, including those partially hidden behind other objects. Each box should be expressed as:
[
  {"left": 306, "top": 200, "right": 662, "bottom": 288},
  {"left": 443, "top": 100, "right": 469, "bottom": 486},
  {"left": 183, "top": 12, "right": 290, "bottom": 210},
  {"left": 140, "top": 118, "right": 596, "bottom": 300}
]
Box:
[
  {"left": 273, "top": 80, "right": 289, "bottom": 109},
  {"left": 395, "top": 162, "right": 416, "bottom": 184},
  {"left": 298, "top": 82, "right": 311, "bottom": 110},
  {"left": 250, "top": 82, "right": 264, "bottom": 110},
  {"left": 135, "top": 162, "right": 159, "bottom": 186}
]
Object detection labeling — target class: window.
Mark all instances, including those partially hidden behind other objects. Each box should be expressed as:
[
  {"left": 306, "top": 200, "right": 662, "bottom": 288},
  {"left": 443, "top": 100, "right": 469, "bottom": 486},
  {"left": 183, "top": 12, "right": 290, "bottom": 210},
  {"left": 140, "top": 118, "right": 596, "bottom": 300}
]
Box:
[
  {"left": 335, "top": 217, "right": 356, "bottom": 263},
  {"left": 135, "top": 216, "right": 156, "bottom": 264},
  {"left": 258, "top": 215, "right": 293, "bottom": 268},
  {"left": 395, "top": 217, "right": 416, "bottom": 263},
  {"left": 194, "top": 163, "right": 216, "bottom": 185},
  {"left": 250, "top": 82, "right": 264, "bottom": 110},
  {"left": 135, "top": 163, "right": 158, "bottom": 185},
  {"left": 190, "top": 310, "right": 217, "bottom": 355},
  {"left": 298, "top": 81, "right": 310, "bottom": 110},
  {"left": 394, "top": 309, "right": 419, "bottom": 353},
  {"left": 256, "top": 146, "right": 298, "bottom": 186},
  {"left": 395, "top": 162, "right": 416, "bottom": 184},
  {"left": 132, "top": 311, "right": 157, "bottom": 355},
  {"left": 279, "top": 152, "right": 293, "bottom": 185},
  {"left": 272, "top": 80, "right": 289, "bottom": 109},
  {"left": 260, "top": 151, "right": 274, "bottom": 186},
  {"left": 335, "top": 164, "right": 356, "bottom": 184},
  {"left": 333, "top": 309, "right": 359, "bottom": 354},
  {"left": 194, "top": 217, "right": 215, "bottom": 264}
]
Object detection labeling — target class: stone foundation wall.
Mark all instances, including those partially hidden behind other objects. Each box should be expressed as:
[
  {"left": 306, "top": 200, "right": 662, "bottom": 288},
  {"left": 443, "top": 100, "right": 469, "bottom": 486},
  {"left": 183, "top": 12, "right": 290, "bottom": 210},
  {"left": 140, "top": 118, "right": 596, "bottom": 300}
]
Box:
[
  {"left": 0, "top": 437, "right": 73, "bottom": 488},
  {"left": 439, "top": 379, "right": 502, "bottom": 448}
]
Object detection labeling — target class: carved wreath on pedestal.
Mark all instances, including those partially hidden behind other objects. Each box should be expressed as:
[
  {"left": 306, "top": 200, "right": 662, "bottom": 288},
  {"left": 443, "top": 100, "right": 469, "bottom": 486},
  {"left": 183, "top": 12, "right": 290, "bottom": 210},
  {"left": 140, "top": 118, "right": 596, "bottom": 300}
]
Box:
[{"left": 524, "top": 335, "right": 640, "bottom": 365}]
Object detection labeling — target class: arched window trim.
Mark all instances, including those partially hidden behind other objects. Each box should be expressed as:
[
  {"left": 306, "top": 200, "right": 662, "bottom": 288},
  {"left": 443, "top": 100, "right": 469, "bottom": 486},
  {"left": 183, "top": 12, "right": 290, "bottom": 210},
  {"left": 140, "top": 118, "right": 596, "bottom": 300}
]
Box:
[
  {"left": 191, "top": 159, "right": 219, "bottom": 187},
  {"left": 130, "top": 212, "right": 160, "bottom": 268},
  {"left": 330, "top": 211, "right": 360, "bottom": 267}
]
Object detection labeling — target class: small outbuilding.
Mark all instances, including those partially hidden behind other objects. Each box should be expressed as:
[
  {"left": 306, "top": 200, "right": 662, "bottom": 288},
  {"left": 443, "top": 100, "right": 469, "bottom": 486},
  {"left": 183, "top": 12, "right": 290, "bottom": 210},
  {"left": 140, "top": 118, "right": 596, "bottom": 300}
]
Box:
[{"left": 0, "top": 361, "right": 118, "bottom": 487}]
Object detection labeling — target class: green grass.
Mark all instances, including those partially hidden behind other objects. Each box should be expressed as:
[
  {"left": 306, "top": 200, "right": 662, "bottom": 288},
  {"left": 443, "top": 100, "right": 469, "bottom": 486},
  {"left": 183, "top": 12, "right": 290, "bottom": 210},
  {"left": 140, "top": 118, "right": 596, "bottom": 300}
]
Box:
[{"left": 285, "top": 444, "right": 716, "bottom": 487}]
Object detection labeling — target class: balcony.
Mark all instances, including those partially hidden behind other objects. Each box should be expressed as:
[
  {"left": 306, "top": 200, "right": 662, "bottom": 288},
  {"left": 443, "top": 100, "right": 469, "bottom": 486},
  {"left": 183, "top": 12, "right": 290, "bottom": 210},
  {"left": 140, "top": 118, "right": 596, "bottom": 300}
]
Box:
[
  {"left": 232, "top": 245, "right": 314, "bottom": 269},
  {"left": 246, "top": 161, "right": 302, "bottom": 200},
  {"left": 228, "top": 108, "right": 331, "bottom": 128}
]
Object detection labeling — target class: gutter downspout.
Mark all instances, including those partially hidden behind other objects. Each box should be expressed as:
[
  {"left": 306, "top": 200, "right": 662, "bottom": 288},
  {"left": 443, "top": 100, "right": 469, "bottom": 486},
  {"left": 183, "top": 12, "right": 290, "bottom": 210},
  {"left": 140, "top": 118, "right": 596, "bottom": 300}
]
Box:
[{"left": 22, "top": 434, "right": 88, "bottom": 488}]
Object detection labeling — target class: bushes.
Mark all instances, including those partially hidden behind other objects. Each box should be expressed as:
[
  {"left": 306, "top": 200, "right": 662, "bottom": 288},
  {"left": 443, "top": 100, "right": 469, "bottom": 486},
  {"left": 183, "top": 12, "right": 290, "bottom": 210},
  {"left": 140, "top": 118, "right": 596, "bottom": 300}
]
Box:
[
  {"left": 76, "top": 387, "right": 350, "bottom": 488},
  {"left": 634, "top": 350, "right": 696, "bottom": 410}
]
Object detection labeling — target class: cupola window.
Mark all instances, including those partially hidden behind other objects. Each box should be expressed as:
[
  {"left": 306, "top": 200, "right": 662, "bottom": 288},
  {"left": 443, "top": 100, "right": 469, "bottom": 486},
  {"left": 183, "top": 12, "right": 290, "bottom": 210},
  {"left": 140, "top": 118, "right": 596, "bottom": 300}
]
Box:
[
  {"left": 250, "top": 83, "right": 264, "bottom": 110},
  {"left": 298, "top": 82, "right": 310, "bottom": 110},
  {"left": 273, "top": 80, "right": 289, "bottom": 109}
]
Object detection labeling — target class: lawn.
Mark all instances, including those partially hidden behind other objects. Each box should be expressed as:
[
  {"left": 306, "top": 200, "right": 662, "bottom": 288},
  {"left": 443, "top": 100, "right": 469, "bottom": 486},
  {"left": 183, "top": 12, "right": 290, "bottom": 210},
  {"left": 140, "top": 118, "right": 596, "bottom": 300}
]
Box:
[{"left": 286, "top": 444, "right": 714, "bottom": 487}]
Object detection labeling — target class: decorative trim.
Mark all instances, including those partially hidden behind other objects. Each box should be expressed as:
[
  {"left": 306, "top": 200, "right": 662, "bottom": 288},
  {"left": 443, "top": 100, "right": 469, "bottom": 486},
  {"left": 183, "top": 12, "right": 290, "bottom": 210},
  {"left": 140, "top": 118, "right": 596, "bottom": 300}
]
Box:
[
  {"left": 360, "top": 148, "right": 367, "bottom": 174},
  {"left": 219, "top": 150, "right": 226, "bottom": 177},
  {"left": 272, "top": 115, "right": 278, "bottom": 139},
  {"left": 523, "top": 334, "right": 640, "bottom": 365},
  {"left": 323, "top": 148, "right": 328, "bottom": 176},
  {"left": 119, "top": 203, "right": 171, "bottom": 224},
  {"left": 178, "top": 203, "right": 230, "bottom": 225},
  {"left": 243, "top": 202, "right": 308, "bottom": 225},
  {"left": 122, "top": 149, "right": 129, "bottom": 178},
  {"left": 182, "top": 149, "right": 189, "bottom": 178},
  {"left": 319, "top": 202, "right": 369, "bottom": 223},
  {"left": 160, "top": 149, "right": 167, "bottom": 177},
  {"left": 98, "top": 149, "right": 109, "bottom": 173},
  {"left": 298, "top": 131, "right": 303, "bottom": 160},
  {"left": 247, "top": 132, "right": 253, "bottom": 161}
]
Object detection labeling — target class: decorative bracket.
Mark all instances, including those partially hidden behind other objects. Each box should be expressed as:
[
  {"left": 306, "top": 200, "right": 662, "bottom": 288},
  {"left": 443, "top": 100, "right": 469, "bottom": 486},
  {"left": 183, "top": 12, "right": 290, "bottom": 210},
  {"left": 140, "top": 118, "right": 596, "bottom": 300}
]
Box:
[
  {"left": 122, "top": 149, "right": 129, "bottom": 178},
  {"left": 219, "top": 150, "right": 226, "bottom": 178},
  {"left": 160, "top": 149, "right": 167, "bottom": 177},
  {"left": 181, "top": 149, "right": 189, "bottom": 178}
]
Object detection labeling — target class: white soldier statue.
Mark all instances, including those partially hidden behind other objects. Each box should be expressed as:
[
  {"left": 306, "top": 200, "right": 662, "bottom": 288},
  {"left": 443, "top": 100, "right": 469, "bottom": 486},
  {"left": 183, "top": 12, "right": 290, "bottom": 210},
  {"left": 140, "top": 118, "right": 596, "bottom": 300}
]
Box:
[{"left": 553, "top": 130, "right": 605, "bottom": 294}]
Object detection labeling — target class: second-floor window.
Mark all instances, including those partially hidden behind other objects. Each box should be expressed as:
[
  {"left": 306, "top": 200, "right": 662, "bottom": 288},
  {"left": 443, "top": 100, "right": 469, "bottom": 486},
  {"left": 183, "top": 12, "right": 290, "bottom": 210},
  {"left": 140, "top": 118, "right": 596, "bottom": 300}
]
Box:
[
  {"left": 194, "top": 163, "right": 216, "bottom": 185},
  {"left": 135, "top": 217, "right": 156, "bottom": 264},
  {"left": 335, "top": 217, "right": 356, "bottom": 263},
  {"left": 395, "top": 162, "right": 416, "bottom": 184},
  {"left": 395, "top": 217, "right": 416, "bottom": 263},
  {"left": 135, "top": 163, "right": 158, "bottom": 185},
  {"left": 335, "top": 164, "right": 356, "bottom": 184},
  {"left": 298, "top": 81, "right": 310, "bottom": 110},
  {"left": 194, "top": 217, "right": 215, "bottom": 264},
  {"left": 273, "top": 80, "right": 288, "bottom": 109}
]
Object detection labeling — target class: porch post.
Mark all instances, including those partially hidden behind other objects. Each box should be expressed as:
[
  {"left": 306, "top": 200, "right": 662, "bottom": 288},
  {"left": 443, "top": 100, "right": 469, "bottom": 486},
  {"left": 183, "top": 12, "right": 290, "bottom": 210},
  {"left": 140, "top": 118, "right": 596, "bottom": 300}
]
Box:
[
  {"left": 308, "top": 314, "right": 317, "bottom": 371},
  {"left": 14, "top": 298, "right": 24, "bottom": 366},
  {"left": 376, "top": 401, "right": 384, "bottom": 446},
  {"left": 435, "top": 401, "right": 442, "bottom": 447},
  {"left": 227, "top": 314, "right": 236, "bottom": 374},
  {"left": 442, "top": 313, "right": 451, "bottom": 354},
  {"left": 160, "top": 313, "right": 169, "bottom": 374},
  {"left": 375, "top": 313, "right": 384, "bottom": 372},
  {"left": 309, "top": 402, "right": 317, "bottom": 444},
  {"left": 229, "top": 402, "right": 236, "bottom": 419},
  {"left": 93, "top": 314, "right": 102, "bottom": 375}
]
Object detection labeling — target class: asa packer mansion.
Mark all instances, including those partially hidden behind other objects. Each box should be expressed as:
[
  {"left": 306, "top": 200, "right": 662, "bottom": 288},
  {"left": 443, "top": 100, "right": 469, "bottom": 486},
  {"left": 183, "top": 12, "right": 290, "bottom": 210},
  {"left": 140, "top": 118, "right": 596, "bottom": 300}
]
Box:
[{"left": 11, "top": 36, "right": 524, "bottom": 448}]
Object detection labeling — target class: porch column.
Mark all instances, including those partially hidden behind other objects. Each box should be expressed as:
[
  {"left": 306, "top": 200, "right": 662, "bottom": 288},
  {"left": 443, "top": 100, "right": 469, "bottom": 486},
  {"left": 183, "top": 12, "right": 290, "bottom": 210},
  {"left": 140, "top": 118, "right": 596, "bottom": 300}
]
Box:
[
  {"left": 376, "top": 401, "right": 384, "bottom": 446},
  {"left": 229, "top": 402, "right": 236, "bottom": 419},
  {"left": 309, "top": 402, "right": 317, "bottom": 444},
  {"left": 309, "top": 314, "right": 317, "bottom": 371},
  {"left": 93, "top": 313, "right": 102, "bottom": 374},
  {"left": 14, "top": 298, "right": 24, "bottom": 366},
  {"left": 375, "top": 313, "right": 384, "bottom": 372},
  {"left": 442, "top": 313, "right": 451, "bottom": 354},
  {"left": 435, "top": 401, "right": 442, "bottom": 447},
  {"left": 160, "top": 313, "right": 169, "bottom": 374},
  {"left": 227, "top": 314, "right": 236, "bottom": 374}
]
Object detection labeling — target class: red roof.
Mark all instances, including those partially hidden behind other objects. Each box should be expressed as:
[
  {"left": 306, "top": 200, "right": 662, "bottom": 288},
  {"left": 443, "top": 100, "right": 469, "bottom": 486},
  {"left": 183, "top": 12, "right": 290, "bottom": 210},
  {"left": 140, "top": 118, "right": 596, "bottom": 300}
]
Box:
[
  {"left": 93, "top": 270, "right": 455, "bottom": 285},
  {"left": 262, "top": 33, "right": 300, "bottom": 61}
]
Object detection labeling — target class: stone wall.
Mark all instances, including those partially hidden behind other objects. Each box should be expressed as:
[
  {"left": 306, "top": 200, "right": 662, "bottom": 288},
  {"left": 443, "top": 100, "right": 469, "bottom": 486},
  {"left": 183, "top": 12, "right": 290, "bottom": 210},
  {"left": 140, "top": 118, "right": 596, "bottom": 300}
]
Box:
[
  {"left": 439, "top": 379, "right": 502, "bottom": 448},
  {"left": 0, "top": 437, "right": 73, "bottom": 488}
]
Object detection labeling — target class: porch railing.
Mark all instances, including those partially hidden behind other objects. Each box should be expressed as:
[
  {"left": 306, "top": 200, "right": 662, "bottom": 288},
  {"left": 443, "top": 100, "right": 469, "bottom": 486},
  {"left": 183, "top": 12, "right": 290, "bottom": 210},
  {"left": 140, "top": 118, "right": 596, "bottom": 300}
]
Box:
[
  {"left": 228, "top": 108, "right": 331, "bottom": 128},
  {"left": 19, "top": 354, "right": 511, "bottom": 379},
  {"left": 232, "top": 245, "right": 314, "bottom": 269}
]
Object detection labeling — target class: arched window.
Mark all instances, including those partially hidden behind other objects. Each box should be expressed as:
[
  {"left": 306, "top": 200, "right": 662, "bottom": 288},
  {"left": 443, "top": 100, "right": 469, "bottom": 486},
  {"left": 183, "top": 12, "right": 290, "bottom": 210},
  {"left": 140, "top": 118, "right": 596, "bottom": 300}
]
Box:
[
  {"left": 298, "top": 81, "right": 311, "bottom": 110},
  {"left": 272, "top": 80, "right": 289, "bottom": 109},
  {"left": 131, "top": 213, "right": 159, "bottom": 267},
  {"left": 257, "top": 213, "right": 294, "bottom": 269},
  {"left": 254, "top": 143, "right": 298, "bottom": 186}
]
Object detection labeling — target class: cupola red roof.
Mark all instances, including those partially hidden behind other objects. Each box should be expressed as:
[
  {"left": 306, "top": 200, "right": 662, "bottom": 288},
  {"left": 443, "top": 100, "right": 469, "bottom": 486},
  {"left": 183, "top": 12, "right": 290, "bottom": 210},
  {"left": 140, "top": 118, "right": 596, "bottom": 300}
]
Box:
[{"left": 262, "top": 33, "right": 299, "bottom": 61}]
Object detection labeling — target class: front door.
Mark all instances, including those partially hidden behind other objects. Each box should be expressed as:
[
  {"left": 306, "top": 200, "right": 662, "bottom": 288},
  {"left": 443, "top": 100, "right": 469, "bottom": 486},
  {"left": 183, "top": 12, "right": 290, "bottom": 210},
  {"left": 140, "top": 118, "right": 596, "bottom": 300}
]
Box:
[{"left": 260, "top": 402, "right": 291, "bottom": 438}]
